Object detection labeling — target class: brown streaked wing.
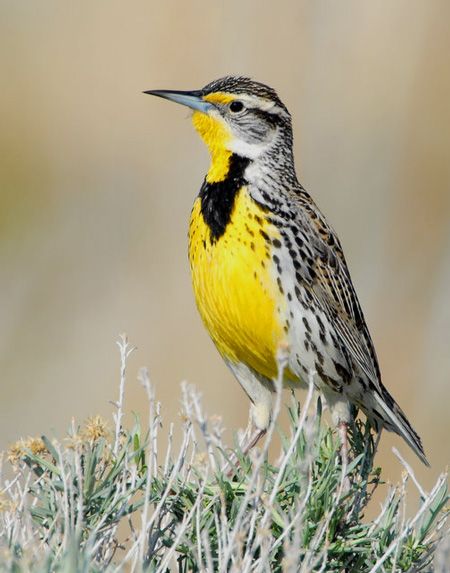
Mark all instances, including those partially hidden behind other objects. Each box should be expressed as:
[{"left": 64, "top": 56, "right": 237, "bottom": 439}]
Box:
[{"left": 296, "top": 193, "right": 382, "bottom": 389}]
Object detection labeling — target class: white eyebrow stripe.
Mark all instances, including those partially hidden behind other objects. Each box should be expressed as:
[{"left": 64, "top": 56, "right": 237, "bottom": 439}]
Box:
[{"left": 232, "top": 94, "right": 278, "bottom": 112}]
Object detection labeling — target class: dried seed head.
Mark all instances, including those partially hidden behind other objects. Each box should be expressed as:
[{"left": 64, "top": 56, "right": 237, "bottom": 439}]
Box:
[{"left": 81, "top": 415, "right": 110, "bottom": 442}]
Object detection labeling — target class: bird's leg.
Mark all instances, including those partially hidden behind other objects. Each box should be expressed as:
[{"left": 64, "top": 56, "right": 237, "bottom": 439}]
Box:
[
  {"left": 338, "top": 421, "right": 349, "bottom": 464},
  {"left": 239, "top": 411, "right": 254, "bottom": 449},
  {"left": 338, "top": 420, "right": 351, "bottom": 492},
  {"left": 241, "top": 400, "right": 271, "bottom": 454},
  {"left": 225, "top": 427, "right": 267, "bottom": 477},
  {"left": 242, "top": 427, "right": 267, "bottom": 455},
  {"left": 225, "top": 407, "right": 269, "bottom": 477},
  {"left": 237, "top": 410, "right": 266, "bottom": 452},
  {"left": 222, "top": 363, "right": 273, "bottom": 476},
  {"left": 324, "top": 391, "right": 352, "bottom": 490}
]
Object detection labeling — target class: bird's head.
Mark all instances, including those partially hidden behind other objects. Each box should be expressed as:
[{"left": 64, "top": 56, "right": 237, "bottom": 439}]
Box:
[{"left": 145, "top": 76, "right": 293, "bottom": 182}]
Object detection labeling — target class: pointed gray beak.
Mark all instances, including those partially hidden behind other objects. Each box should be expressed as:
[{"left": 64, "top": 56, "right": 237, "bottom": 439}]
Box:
[{"left": 143, "top": 89, "right": 213, "bottom": 113}]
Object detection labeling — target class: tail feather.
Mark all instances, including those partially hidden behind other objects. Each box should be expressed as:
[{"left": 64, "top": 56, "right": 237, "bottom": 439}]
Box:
[{"left": 372, "top": 388, "right": 429, "bottom": 467}]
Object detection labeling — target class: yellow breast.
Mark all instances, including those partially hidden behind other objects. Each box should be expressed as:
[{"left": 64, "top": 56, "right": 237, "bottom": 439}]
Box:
[{"left": 188, "top": 187, "right": 286, "bottom": 380}]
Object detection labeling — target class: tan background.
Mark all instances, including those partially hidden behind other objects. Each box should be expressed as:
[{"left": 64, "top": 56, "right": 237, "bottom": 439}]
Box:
[{"left": 1, "top": 1, "right": 449, "bottom": 491}]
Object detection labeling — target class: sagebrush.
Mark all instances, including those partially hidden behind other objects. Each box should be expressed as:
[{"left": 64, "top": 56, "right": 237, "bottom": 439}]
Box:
[{"left": 0, "top": 336, "right": 448, "bottom": 572}]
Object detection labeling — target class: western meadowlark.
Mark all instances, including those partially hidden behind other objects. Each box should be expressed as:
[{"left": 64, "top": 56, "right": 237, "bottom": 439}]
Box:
[{"left": 145, "top": 76, "right": 428, "bottom": 466}]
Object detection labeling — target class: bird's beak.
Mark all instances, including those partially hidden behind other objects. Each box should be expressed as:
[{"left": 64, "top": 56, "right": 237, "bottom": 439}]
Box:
[{"left": 143, "top": 89, "right": 213, "bottom": 114}]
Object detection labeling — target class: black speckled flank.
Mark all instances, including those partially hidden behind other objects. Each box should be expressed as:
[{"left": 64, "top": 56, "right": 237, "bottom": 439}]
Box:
[{"left": 199, "top": 154, "right": 250, "bottom": 242}]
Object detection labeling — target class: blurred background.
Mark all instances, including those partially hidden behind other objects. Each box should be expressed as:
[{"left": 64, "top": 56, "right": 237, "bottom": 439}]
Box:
[{"left": 1, "top": 1, "right": 449, "bottom": 491}]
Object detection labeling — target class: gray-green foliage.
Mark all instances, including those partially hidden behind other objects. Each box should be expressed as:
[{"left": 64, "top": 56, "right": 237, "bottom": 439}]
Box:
[{"left": 0, "top": 337, "right": 448, "bottom": 572}]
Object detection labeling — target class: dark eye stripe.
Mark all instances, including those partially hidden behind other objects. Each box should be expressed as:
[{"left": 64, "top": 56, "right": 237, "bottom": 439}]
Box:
[{"left": 251, "top": 107, "right": 280, "bottom": 127}]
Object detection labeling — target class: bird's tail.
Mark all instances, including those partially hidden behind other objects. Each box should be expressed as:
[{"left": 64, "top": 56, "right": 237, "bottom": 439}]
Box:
[{"left": 372, "top": 386, "right": 429, "bottom": 467}]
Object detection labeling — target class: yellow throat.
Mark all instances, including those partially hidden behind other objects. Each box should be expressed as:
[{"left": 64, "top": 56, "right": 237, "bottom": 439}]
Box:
[{"left": 192, "top": 92, "right": 235, "bottom": 183}]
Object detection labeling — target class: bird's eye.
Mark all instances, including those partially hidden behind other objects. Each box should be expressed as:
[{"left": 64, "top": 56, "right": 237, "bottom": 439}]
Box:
[{"left": 229, "top": 100, "right": 244, "bottom": 113}]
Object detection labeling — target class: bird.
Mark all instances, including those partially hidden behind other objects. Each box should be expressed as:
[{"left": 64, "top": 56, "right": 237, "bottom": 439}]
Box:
[{"left": 145, "top": 76, "right": 428, "bottom": 467}]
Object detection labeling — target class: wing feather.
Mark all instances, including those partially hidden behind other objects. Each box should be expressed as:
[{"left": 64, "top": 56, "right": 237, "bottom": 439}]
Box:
[{"left": 295, "top": 191, "right": 382, "bottom": 388}]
